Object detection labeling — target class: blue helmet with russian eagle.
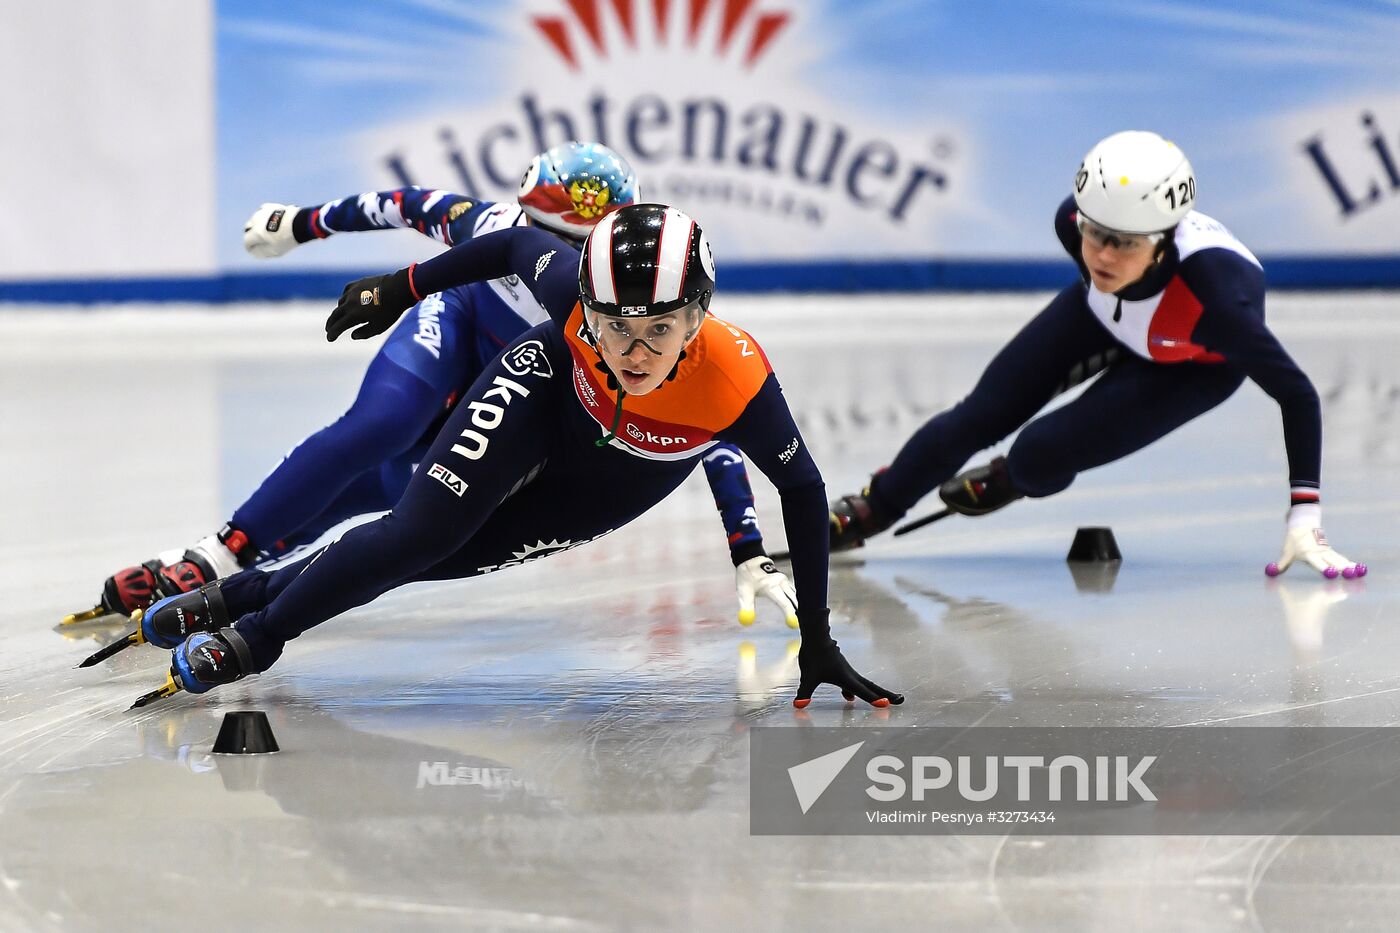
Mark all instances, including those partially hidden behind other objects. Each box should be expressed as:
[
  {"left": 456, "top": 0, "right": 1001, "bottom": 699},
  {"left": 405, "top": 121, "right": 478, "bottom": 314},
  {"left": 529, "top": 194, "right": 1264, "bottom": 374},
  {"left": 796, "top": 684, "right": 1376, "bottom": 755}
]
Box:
[{"left": 517, "top": 141, "right": 640, "bottom": 241}]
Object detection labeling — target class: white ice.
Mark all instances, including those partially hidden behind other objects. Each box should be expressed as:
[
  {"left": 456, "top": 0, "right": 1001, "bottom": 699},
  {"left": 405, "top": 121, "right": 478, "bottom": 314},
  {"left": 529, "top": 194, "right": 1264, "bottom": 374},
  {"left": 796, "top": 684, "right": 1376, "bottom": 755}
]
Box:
[{"left": 1, "top": 293, "right": 1398, "bottom": 931}]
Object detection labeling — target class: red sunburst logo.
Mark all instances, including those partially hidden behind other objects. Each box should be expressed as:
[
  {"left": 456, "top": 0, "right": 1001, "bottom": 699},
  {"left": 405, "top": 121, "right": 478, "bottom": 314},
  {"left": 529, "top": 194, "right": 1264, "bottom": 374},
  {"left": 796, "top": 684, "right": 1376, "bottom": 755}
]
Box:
[{"left": 533, "top": 0, "right": 791, "bottom": 70}]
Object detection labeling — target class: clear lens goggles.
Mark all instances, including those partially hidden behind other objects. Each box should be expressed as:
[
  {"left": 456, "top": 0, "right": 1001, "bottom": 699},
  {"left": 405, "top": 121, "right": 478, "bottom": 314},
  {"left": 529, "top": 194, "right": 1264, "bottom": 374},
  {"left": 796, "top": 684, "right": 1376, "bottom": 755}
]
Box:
[
  {"left": 584, "top": 304, "right": 703, "bottom": 357},
  {"left": 1076, "top": 215, "right": 1163, "bottom": 254}
]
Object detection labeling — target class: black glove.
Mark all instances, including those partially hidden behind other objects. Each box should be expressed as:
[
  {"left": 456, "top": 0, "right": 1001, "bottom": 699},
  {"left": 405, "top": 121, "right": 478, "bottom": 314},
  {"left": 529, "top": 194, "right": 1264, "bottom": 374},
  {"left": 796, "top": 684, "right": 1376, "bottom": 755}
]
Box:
[
  {"left": 325, "top": 267, "right": 417, "bottom": 342},
  {"left": 795, "top": 636, "right": 904, "bottom": 709}
]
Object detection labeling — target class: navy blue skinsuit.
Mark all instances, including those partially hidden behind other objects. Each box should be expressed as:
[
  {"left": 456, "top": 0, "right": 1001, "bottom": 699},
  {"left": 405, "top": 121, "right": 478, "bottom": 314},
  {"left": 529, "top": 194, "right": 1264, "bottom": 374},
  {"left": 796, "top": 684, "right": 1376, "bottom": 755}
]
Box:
[
  {"left": 872, "top": 197, "right": 1323, "bottom": 516},
  {"left": 219, "top": 227, "right": 830, "bottom": 672},
  {"left": 232, "top": 189, "right": 765, "bottom": 562}
]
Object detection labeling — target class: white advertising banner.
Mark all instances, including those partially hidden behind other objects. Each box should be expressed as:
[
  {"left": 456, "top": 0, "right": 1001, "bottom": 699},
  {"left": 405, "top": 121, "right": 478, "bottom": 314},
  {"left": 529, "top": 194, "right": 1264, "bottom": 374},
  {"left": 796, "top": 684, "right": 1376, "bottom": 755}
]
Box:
[{"left": 0, "top": 0, "right": 214, "bottom": 280}]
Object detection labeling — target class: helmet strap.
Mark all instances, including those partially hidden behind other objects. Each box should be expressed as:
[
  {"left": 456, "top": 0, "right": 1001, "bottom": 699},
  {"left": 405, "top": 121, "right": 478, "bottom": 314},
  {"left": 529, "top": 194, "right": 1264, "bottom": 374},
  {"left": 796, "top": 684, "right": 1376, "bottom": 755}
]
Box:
[
  {"left": 665, "top": 349, "right": 687, "bottom": 383},
  {"left": 595, "top": 388, "right": 627, "bottom": 447}
]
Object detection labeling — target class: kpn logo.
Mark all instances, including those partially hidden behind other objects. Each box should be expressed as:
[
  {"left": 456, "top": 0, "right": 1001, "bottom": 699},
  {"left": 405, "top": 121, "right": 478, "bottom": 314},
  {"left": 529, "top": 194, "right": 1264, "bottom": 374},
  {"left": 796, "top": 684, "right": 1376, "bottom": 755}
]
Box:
[{"left": 378, "top": 0, "right": 961, "bottom": 258}]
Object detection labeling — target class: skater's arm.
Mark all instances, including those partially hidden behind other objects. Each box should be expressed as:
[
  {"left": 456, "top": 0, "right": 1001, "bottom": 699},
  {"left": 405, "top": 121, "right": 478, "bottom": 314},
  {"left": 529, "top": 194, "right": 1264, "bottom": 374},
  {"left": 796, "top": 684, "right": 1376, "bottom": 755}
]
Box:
[
  {"left": 703, "top": 443, "right": 796, "bottom": 629},
  {"left": 412, "top": 227, "right": 579, "bottom": 323},
  {"left": 699, "top": 444, "right": 765, "bottom": 562},
  {"left": 295, "top": 189, "right": 496, "bottom": 247},
  {"left": 1185, "top": 250, "right": 1323, "bottom": 491},
  {"left": 327, "top": 227, "right": 578, "bottom": 342},
  {"left": 719, "top": 375, "right": 830, "bottom": 642},
  {"left": 245, "top": 190, "right": 500, "bottom": 259},
  {"left": 723, "top": 376, "right": 904, "bottom": 707}
]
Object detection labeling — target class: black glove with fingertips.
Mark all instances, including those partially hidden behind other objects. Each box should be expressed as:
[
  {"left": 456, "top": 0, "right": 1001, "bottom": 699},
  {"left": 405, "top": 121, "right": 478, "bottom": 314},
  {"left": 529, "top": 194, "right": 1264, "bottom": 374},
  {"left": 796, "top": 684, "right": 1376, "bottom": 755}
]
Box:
[
  {"left": 793, "top": 610, "right": 903, "bottom": 709},
  {"left": 325, "top": 266, "right": 417, "bottom": 342}
]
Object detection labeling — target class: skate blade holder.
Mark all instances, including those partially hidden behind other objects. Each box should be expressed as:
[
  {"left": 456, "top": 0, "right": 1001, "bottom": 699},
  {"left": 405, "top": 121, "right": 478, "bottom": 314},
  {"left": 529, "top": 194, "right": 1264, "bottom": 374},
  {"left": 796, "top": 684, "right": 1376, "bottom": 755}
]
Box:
[
  {"left": 61, "top": 605, "right": 110, "bottom": 625},
  {"left": 130, "top": 672, "right": 182, "bottom": 710},
  {"left": 76, "top": 609, "right": 148, "bottom": 668}
]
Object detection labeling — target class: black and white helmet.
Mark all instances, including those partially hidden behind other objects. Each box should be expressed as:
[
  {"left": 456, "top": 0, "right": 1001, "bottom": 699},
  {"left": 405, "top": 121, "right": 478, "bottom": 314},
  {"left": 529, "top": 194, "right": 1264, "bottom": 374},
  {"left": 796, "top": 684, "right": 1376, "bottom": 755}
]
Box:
[{"left": 578, "top": 203, "right": 716, "bottom": 318}]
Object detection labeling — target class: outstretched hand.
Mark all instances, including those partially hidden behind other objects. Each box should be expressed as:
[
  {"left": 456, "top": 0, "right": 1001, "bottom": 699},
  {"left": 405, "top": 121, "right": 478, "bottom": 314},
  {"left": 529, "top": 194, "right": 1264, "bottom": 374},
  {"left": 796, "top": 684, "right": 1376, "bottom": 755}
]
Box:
[
  {"left": 735, "top": 555, "right": 799, "bottom": 628},
  {"left": 1266, "top": 506, "right": 1366, "bottom": 580},
  {"left": 795, "top": 638, "right": 903, "bottom": 709},
  {"left": 325, "top": 267, "right": 417, "bottom": 342},
  {"left": 243, "top": 203, "right": 300, "bottom": 259}
]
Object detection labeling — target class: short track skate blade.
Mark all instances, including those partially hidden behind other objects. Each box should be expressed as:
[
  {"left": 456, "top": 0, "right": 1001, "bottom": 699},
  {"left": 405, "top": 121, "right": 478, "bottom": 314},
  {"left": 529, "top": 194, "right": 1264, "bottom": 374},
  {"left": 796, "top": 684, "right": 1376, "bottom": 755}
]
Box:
[
  {"left": 61, "top": 605, "right": 108, "bottom": 625},
  {"left": 893, "top": 507, "right": 955, "bottom": 537},
  {"left": 130, "top": 673, "right": 181, "bottom": 710},
  {"left": 77, "top": 631, "right": 141, "bottom": 668}
]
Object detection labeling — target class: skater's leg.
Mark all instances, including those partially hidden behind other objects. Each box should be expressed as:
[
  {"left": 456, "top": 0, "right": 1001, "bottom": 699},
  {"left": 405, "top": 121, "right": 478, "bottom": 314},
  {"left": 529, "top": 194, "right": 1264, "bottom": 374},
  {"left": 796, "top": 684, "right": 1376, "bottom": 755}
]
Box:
[
  {"left": 1007, "top": 359, "right": 1246, "bottom": 497},
  {"left": 254, "top": 463, "right": 405, "bottom": 562},
  {"left": 231, "top": 290, "right": 480, "bottom": 551},
  {"left": 873, "top": 284, "right": 1117, "bottom": 517},
  {"left": 229, "top": 354, "right": 443, "bottom": 549},
  {"left": 410, "top": 452, "right": 694, "bottom": 583},
  {"left": 231, "top": 329, "right": 561, "bottom": 672}
]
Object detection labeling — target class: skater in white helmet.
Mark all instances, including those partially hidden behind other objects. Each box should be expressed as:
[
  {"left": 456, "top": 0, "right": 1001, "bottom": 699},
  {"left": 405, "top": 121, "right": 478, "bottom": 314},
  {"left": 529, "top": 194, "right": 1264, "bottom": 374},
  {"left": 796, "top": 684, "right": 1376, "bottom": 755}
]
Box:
[{"left": 828, "top": 130, "right": 1365, "bottom": 581}]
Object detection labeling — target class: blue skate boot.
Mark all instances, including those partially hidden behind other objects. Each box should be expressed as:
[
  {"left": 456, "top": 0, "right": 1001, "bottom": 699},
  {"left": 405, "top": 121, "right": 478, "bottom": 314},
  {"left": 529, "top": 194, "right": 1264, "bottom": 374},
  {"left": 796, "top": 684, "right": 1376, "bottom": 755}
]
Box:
[
  {"left": 77, "top": 580, "right": 231, "bottom": 668},
  {"left": 139, "top": 582, "right": 231, "bottom": 649},
  {"left": 129, "top": 628, "right": 253, "bottom": 709}
]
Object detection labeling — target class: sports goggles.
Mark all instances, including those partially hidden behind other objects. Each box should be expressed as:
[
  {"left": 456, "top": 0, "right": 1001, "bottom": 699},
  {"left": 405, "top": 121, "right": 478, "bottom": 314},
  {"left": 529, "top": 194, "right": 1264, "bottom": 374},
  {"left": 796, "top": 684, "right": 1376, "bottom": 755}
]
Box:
[
  {"left": 584, "top": 304, "right": 702, "bottom": 357},
  {"left": 1076, "top": 215, "right": 1163, "bottom": 254}
]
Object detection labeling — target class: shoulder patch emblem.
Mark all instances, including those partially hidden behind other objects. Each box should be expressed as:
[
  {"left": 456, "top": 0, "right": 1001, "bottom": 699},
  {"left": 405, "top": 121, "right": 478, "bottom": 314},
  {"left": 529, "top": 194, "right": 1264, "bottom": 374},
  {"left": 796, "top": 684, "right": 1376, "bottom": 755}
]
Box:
[
  {"left": 535, "top": 249, "right": 557, "bottom": 280},
  {"left": 503, "top": 339, "right": 554, "bottom": 379}
]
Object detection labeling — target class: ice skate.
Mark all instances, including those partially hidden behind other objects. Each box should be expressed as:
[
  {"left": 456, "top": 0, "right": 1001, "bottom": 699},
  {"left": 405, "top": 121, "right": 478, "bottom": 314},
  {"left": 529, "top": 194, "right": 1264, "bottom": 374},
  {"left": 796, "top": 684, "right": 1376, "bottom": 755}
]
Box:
[
  {"left": 828, "top": 469, "right": 897, "bottom": 553},
  {"left": 77, "top": 580, "right": 231, "bottom": 668},
  {"left": 130, "top": 627, "right": 252, "bottom": 709}
]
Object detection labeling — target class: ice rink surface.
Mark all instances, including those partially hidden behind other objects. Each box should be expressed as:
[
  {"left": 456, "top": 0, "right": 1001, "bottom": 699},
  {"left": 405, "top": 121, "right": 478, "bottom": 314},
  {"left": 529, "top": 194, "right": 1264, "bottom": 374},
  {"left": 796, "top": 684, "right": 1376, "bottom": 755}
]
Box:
[{"left": 2, "top": 292, "right": 1398, "bottom": 932}]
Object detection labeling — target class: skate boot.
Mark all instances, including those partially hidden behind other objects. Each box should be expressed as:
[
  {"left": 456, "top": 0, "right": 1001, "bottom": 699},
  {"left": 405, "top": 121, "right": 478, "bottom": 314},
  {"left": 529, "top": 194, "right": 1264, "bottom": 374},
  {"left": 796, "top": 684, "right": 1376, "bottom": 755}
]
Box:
[
  {"left": 63, "top": 526, "right": 255, "bottom": 624},
  {"left": 938, "top": 456, "right": 1024, "bottom": 516},
  {"left": 130, "top": 627, "right": 253, "bottom": 709},
  {"left": 829, "top": 469, "right": 898, "bottom": 552},
  {"left": 76, "top": 579, "right": 232, "bottom": 668},
  {"left": 172, "top": 628, "right": 253, "bottom": 695},
  {"left": 139, "top": 581, "right": 232, "bottom": 649}
]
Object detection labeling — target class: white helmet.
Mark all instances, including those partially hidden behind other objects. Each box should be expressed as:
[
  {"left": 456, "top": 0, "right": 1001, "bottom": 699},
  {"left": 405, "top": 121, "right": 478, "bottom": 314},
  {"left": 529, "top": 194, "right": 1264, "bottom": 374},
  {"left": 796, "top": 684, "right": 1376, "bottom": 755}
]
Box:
[{"left": 1073, "top": 131, "right": 1195, "bottom": 234}]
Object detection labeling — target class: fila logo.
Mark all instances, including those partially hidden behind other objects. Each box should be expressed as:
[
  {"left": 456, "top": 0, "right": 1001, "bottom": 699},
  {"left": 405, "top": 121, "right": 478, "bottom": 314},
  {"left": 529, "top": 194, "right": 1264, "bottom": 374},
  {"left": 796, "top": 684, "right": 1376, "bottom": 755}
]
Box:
[
  {"left": 450, "top": 375, "right": 531, "bottom": 461},
  {"left": 427, "top": 463, "right": 467, "bottom": 496},
  {"left": 534, "top": 249, "right": 557, "bottom": 280}
]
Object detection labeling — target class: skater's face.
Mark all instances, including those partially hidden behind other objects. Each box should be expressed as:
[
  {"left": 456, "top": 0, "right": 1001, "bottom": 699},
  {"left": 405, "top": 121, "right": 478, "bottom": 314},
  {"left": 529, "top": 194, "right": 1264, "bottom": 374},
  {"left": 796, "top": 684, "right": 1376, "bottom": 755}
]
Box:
[
  {"left": 1077, "top": 216, "right": 1161, "bottom": 293},
  {"left": 588, "top": 306, "right": 702, "bottom": 396}
]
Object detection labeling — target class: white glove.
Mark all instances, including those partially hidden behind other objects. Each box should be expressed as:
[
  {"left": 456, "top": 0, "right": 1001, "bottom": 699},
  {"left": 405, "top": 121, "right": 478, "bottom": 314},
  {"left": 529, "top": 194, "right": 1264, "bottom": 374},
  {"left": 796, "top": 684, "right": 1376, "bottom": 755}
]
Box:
[
  {"left": 243, "top": 202, "right": 301, "bottom": 258},
  {"left": 1266, "top": 504, "right": 1367, "bottom": 580},
  {"left": 735, "top": 555, "right": 799, "bottom": 628}
]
